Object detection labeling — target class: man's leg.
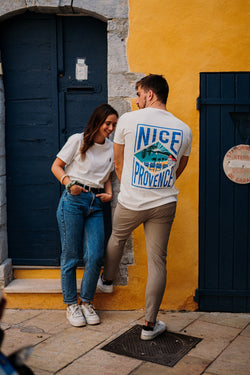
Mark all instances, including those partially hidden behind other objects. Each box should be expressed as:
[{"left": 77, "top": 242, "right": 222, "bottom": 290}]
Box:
[
  {"left": 103, "top": 202, "right": 143, "bottom": 281},
  {"left": 143, "top": 202, "right": 176, "bottom": 323}
]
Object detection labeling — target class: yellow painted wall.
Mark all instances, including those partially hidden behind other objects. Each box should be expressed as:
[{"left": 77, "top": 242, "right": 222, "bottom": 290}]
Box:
[{"left": 125, "top": 0, "right": 250, "bottom": 310}]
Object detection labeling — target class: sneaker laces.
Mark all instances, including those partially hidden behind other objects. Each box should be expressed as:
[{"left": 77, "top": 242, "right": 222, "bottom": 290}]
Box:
[
  {"left": 69, "top": 304, "right": 83, "bottom": 318},
  {"left": 85, "top": 303, "right": 96, "bottom": 315}
]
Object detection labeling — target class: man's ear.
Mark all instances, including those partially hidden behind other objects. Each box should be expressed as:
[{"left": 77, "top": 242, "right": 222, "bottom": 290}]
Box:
[{"left": 147, "top": 89, "right": 154, "bottom": 101}]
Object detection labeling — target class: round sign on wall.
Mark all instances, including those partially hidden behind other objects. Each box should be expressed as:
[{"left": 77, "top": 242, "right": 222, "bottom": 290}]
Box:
[{"left": 223, "top": 145, "right": 250, "bottom": 184}]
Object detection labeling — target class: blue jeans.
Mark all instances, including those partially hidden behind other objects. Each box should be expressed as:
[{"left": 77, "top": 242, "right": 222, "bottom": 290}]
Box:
[{"left": 57, "top": 190, "right": 105, "bottom": 304}]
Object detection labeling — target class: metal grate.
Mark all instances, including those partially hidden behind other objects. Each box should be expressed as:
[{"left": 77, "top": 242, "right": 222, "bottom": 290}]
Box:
[{"left": 101, "top": 324, "right": 202, "bottom": 367}]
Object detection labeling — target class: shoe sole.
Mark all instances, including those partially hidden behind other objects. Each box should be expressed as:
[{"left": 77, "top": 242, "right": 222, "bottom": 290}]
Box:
[
  {"left": 96, "top": 284, "right": 113, "bottom": 293},
  {"left": 67, "top": 314, "right": 86, "bottom": 327},
  {"left": 67, "top": 319, "right": 86, "bottom": 327},
  {"left": 140, "top": 327, "right": 166, "bottom": 340},
  {"left": 85, "top": 319, "right": 101, "bottom": 325}
]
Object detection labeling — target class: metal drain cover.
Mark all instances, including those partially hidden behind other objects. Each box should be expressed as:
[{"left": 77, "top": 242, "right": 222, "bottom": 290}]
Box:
[{"left": 101, "top": 324, "right": 202, "bottom": 367}]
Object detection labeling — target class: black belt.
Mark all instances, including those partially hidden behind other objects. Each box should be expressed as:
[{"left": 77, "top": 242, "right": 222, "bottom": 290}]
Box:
[{"left": 75, "top": 182, "right": 104, "bottom": 194}]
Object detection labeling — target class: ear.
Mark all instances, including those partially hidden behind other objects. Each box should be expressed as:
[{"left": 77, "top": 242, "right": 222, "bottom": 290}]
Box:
[{"left": 147, "top": 89, "right": 154, "bottom": 101}]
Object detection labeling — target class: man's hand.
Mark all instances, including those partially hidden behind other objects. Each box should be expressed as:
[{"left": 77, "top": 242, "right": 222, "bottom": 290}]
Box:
[{"left": 96, "top": 193, "right": 113, "bottom": 202}]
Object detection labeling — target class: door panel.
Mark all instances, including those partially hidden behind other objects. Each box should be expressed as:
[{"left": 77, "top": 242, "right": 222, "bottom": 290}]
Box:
[
  {"left": 0, "top": 12, "right": 108, "bottom": 265},
  {"left": 57, "top": 16, "right": 107, "bottom": 143},
  {"left": 197, "top": 72, "right": 250, "bottom": 312}
]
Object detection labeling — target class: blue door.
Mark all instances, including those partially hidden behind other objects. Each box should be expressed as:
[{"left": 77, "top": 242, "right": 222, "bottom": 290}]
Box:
[
  {"left": 0, "top": 12, "right": 108, "bottom": 265},
  {"left": 196, "top": 72, "right": 250, "bottom": 312}
]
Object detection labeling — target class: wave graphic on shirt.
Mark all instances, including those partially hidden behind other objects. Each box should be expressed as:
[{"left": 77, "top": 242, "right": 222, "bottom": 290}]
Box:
[{"left": 134, "top": 141, "right": 177, "bottom": 174}]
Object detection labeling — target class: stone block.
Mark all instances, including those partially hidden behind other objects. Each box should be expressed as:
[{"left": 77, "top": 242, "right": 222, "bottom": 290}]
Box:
[
  {"left": 0, "top": 0, "right": 26, "bottom": 19},
  {"left": 26, "top": 0, "right": 60, "bottom": 7},
  {"left": 108, "top": 98, "right": 131, "bottom": 116},
  {"left": 0, "top": 204, "right": 7, "bottom": 226},
  {"left": 0, "top": 156, "right": 6, "bottom": 176},
  {"left": 0, "top": 176, "right": 6, "bottom": 206},
  {"left": 0, "top": 229, "right": 8, "bottom": 265},
  {"left": 0, "top": 80, "right": 5, "bottom": 125},
  {"left": 59, "top": 0, "right": 73, "bottom": 6},
  {"left": 109, "top": 72, "right": 144, "bottom": 98},
  {"left": 72, "top": 0, "right": 129, "bottom": 19},
  {"left": 0, "top": 258, "right": 12, "bottom": 289},
  {"left": 108, "top": 34, "right": 128, "bottom": 73},
  {"left": 0, "top": 126, "right": 5, "bottom": 158},
  {"left": 108, "top": 18, "right": 128, "bottom": 39}
]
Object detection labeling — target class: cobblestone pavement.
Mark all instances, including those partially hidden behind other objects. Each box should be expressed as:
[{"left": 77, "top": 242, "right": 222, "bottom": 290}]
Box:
[{"left": 1, "top": 309, "right": 249, "bottom": 374}]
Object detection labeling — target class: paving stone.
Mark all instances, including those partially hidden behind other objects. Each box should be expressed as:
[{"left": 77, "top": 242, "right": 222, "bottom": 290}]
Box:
[
  {"left": 130, "top": 355, "right": 210, "bottom": 374},
  {"left": 19, "top": 310, "right": 69, "bottom": 335},
  {"left": 157, "top": 311, "right": 202, "bottom": 332},
  {"left": 182, "top": 320, "right": 241, "bottom": 361},
  {"left": 91, "top": 310, "right": 144, "bottom": 334},
  {"left": 0, "top": 322, "right": 10, "bottom": 331},
  {"left": 187, "top": 337, "right": 234, "bottom": 362},
  {"left": 240, "top": 323, "right": 250, "bottom": 337},
  {"left": 26, "top": 326, "right": 107, "bottom": 372},
  {"left": 199, "top": 312, "right": 250, "bottom": 329},
  {"left": 30, "top": 369, "right": 53, "bottom": 375},
  {"left": 1, "top": 326, "right": 50, "bottom": 356},
  {"left": 207, "top": 335, "right": 250, "bottom": 375},
  {"left": 57, "top": 347, "right": 141, "bottom": 375},
  {"left": 100, "top": 310, "right": 144, "bottom": 323},
  {"left": 1, "top": 309, "right": 41, "bottom": 325},
  {"left": 182, "top": 320, "right": 240, "bottom": 340}
]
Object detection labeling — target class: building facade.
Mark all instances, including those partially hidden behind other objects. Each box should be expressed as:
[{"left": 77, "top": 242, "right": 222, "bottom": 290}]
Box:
[{"left": 0, "top": 0, "right": 249, "bottom": 312}]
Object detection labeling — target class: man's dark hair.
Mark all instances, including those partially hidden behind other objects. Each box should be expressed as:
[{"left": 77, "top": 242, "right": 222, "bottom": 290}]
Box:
[{"left": 135, "top": 74, "right": 169, "bottom": 104}]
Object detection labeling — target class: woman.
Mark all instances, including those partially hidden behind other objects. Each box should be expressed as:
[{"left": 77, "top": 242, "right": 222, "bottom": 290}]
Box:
[{"left": 51, "top": 103, "right": 118, "bottom": 327}]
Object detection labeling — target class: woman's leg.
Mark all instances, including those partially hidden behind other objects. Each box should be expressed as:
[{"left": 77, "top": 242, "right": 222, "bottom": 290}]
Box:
[
  {"left": 57, "top": 191, "right": 85, "bottom": 305},
  {"left": 79, "top": 195, "right": 105, "bottom": 303}
]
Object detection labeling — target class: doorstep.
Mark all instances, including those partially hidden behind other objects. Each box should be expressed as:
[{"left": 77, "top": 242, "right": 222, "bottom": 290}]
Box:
[
  {"left": 4, "top": 278, "right": 82, "bottom": 293},
  {"left": 3, "top": 278, "right": 82, "bottom": 309}
]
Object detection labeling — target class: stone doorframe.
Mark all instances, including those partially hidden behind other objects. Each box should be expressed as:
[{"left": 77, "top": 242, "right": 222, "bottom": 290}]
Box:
[{"left": 0, "top": 0, "right": 143, "bottom": 288}]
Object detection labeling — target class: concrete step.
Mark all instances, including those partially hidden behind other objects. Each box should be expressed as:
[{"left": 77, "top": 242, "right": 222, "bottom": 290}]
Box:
[{"left": 4, "top": 278, "right": 81, "bottom": 293}]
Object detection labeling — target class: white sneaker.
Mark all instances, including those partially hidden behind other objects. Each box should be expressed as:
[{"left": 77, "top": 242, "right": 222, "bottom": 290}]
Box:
[
  {"left": 66, "top": 304, "right": 86, "bottom": 327},
  {"left": 96, "top": 274, "right": 113, "bottom": 293},
  {"left": 81, "top": 303, "right": 100, "bottom": 325},
  {"left": 140, "top": 320, "right": 166, "bottom": 340}
]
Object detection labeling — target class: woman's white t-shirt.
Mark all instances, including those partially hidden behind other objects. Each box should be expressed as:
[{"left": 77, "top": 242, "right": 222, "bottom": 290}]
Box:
[{"left": 57, "top": 133, "right": 114, "bottom": 188}]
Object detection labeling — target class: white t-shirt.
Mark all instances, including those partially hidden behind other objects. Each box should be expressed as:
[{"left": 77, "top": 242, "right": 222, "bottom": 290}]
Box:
[
  {"left": 114, "top": 108, "right": 192, "bottom": 210},
  {"left": 57, "top": 133, "right": 114, "bottom": 188}
]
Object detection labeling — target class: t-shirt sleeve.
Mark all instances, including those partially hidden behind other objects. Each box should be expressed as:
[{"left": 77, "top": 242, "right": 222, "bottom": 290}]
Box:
[
  {"left": 57, "top": 133, "right": 82, "bottom": 164},
  {"left": 113, "top": 113, "right": 127, "bottom": 145},
  {"left": 183, "top": 128, "right": 192, "bottom": 157}
]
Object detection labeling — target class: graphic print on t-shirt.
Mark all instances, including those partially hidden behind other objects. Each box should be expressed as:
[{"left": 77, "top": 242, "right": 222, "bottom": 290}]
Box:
[{"left": 132, "top": 124, "right": 183, "bottom": 189}]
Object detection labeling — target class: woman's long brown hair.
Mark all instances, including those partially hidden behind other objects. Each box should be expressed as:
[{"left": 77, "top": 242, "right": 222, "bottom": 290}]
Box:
[{"left": 80, "top": 103, "right": 118, "bottom": 158}]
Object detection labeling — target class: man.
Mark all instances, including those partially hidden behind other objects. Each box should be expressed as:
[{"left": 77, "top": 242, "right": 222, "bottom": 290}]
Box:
[{"left": 98, "top": 74, "right": 192, "bottom": 340}]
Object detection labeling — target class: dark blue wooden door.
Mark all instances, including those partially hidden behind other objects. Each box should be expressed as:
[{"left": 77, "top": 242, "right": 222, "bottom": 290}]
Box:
[
  {"left": 0, "top": 12, "right": 107, "bottom": 265},
  {"left": 196, "top": 72, "right": 250, "bottom": 312}
]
